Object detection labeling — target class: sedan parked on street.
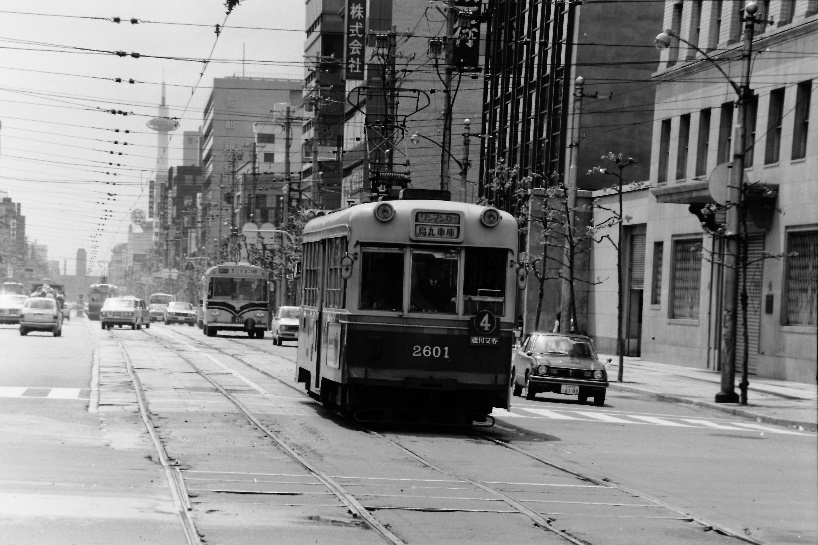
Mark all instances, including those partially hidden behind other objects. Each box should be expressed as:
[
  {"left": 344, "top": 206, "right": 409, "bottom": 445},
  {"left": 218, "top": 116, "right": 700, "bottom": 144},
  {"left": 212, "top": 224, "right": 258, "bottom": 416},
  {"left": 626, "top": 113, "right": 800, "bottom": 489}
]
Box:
[
  {"left": 19, "top": 297, "right": 63, "bottom": 336},
  {"left": 100, "top": 297, "right": 146, "bottom": 330},
  {"left": 271, "top": 306, "right": 300, "bottom": 345},
  {"left": 164, "top": 301, "right": 196, "bottom": 326},
  {"left": 511, "top": 332, "right": 610, "bottom": 406},
  {"left": 0, "top": 294, "right": 29, "bottom": 325}
]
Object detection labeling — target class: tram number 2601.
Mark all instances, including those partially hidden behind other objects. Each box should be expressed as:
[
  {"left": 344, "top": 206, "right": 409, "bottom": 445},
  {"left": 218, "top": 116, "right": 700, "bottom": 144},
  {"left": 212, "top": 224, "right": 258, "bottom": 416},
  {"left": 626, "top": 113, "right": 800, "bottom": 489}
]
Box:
[{"left": 412, "top": 345, "right": 450, "bottom": 359}]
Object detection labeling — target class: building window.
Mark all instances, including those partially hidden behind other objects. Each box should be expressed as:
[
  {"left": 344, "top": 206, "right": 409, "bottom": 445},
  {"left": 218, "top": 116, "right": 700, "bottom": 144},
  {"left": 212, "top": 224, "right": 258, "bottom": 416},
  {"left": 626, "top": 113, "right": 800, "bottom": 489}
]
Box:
[
  {"left": 780, "top": 0, "right": 796, "bottom": 25},
  {"left": 668, "top": 2, "right": 683, "bottom": 66},
  {"left": 651, "top": 241, "right": 664, "bottom": 306},
  {"left": 710, "top": 0, "right": 724, "bottom": 49},
  {"left": 689, "top": 0, "right": 703, "bottom": 56},
  {"left": 676, "top": 114, "right": 690, "bottom": 179},
  {"left": 263, "top": 152, "right": 275, "bottom": 163},
  {"left": 729, "top": 1, "right": 742, "bottom": 43},
  {"left": 785, "top": 230, "right": 817, "bottom": 326},
  {"left": 696, "top": 108, "right": 711, "bottom": 176},
  {"left": 765, "top": 87, "right": 785, "bottom": 164},
  {"left": 671, "top": 237, "right": 703, "bottom": 319},
  {"left": 257, "top": 133, "right": 275, "bottom": 144},
  {"left": 759, "top": 0, "right": 771, "bottom": 33},
  {"left": 717, "top": 102, "right": 733, "bottom": 164},
  {"left": 658, "top": 118, "right": 671, "bottom": 183},
  {"left": 745, "top": 95, "right": 758, "bottom": 166},
  {"left": 792, "top": 80, "right": 812, "bottom": 160}
]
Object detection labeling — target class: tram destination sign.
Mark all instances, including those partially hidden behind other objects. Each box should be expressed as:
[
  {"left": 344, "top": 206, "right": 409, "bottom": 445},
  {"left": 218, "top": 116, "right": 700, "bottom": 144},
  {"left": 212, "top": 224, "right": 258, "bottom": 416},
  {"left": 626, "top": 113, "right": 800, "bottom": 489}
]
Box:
[{"left": 410, "top": 210, "right": 463, "bottom": 242}]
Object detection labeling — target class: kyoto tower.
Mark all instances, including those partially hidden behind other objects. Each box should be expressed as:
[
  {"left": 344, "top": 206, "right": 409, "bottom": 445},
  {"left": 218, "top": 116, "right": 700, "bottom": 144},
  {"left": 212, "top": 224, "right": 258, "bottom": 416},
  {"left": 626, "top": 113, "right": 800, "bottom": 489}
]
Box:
[{"left": 146, "top": 82, "right": 178, "bottom": 223}]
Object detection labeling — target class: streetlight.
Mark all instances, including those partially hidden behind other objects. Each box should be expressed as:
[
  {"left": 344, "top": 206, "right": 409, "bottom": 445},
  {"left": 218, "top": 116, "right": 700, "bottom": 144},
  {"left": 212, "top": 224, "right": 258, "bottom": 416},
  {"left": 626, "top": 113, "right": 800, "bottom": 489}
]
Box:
[{"left": 655, "top": 2, "right": 765, "bottom": 404}]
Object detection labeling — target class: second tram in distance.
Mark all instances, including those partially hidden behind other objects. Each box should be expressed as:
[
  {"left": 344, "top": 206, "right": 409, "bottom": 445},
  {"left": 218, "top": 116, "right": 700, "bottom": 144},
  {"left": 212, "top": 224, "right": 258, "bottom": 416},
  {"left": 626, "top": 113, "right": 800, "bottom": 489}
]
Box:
[{"left": 295, "top": 197, "right": 520, "bottom": 424}]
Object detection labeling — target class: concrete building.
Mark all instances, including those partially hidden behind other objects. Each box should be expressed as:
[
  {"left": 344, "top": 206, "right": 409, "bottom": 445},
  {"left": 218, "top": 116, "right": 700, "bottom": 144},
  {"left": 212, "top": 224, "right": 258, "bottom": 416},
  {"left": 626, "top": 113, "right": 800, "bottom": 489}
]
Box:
[
  {"left": 0, "top": 196, "right": 25, "bottom": 278},
  {"left": 182, "top": 130, "right": 202, "bottom": 167},
  {"left": 200, "top": 77, "right": 302, "bottom": 259},
  {"left": 76, "top": 249, "right": 87, "bottom": 278},
  {"left": 588, "top": 1, "right": 818, "bottom": 383}
]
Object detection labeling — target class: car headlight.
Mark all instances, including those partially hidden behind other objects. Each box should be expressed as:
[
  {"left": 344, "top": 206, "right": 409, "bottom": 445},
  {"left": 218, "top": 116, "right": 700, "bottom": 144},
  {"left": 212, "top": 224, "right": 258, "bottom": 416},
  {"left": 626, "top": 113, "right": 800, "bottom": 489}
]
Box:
[
  {"left": 593, "top": 370, "right": 604, "bottom": 380},
  {"left": 537, "top": 364, "right": 550, "bottom": 376}
]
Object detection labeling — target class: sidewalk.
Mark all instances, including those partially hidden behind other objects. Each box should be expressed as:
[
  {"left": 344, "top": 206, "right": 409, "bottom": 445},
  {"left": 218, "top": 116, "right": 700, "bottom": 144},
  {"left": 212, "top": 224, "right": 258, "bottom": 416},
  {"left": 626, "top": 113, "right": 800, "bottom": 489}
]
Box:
[{"left": 598, "top": 354, "right": 817, "bottom": 433}]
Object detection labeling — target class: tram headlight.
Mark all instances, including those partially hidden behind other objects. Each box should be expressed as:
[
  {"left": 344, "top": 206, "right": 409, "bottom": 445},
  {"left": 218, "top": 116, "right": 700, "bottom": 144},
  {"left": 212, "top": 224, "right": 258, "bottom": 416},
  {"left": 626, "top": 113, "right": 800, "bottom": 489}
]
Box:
[
  {"left": 209, "top": 309, "right": 220, "bottom": 316},
  {"left": 254, "top": 311, "right": 265, "bottom": 317},
  {"left": 480, "top": 207, "right": 502, "bottom": 227},
  {"left": 537, "top": 364, "right": 550, "bottom": 376},
  {"left": 373, "top": 202, "right": 395, "bottom": 222}
]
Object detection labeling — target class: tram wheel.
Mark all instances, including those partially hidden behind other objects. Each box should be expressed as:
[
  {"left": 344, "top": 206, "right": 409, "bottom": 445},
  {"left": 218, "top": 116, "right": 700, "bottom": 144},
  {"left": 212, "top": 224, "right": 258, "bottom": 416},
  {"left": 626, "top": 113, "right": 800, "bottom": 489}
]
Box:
[{"left": 256, "top": 330, "right": 264, "bottom": 339}]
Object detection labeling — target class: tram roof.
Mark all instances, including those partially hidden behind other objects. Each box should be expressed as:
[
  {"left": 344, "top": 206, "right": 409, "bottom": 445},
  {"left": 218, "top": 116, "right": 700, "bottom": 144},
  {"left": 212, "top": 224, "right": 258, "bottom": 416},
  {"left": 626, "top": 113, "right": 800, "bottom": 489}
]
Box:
[
  {"left": 302, "top": 200, "right": 519, "bottom": 248},
  {"left": 204, "top": 262, "right": 267, "bottom": 276}
]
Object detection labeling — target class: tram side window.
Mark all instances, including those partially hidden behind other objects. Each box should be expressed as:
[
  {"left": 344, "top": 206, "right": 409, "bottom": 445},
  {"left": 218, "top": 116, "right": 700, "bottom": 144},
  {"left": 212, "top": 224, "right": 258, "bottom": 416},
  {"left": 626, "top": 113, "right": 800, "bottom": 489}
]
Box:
[
  {"left": 410, "top": 251, "right": 457, "bottom": 313},
  {"left": 302, "top": 242, "right": 320, "bottom": 307},
  {"left": 210, "top": 277, "right": 235, "bottom": 299},
  {"left": 359, "top": 249, "right": 404, "bottom": 311},
  {"left": 325, "top": 237, "right": 347, "bottom": 309},
  {"left": 463, "top": 248, "right": 506, "bottom": 316}
]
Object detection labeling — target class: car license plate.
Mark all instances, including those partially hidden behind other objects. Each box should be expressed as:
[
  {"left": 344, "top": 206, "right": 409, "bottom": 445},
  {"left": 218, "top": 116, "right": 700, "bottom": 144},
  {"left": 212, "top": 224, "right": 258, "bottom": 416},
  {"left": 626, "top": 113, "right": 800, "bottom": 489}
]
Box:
[{"left": 561, "top": 385, "right": 579, "bottom": 395}]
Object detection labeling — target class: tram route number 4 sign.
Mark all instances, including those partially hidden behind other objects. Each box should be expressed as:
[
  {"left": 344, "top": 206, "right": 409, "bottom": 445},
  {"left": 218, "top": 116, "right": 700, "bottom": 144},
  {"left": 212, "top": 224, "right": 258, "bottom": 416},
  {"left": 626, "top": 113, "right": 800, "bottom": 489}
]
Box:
[{"left": 469, "top": 309, "right": 500, "bottom": 346}]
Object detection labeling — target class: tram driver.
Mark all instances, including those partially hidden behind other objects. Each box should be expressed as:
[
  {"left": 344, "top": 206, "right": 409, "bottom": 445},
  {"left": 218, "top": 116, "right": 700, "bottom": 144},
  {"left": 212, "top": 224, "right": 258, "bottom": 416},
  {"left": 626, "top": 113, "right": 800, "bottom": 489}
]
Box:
[{"left": 411, "top": 261, "right": 456, "bottom": 313}]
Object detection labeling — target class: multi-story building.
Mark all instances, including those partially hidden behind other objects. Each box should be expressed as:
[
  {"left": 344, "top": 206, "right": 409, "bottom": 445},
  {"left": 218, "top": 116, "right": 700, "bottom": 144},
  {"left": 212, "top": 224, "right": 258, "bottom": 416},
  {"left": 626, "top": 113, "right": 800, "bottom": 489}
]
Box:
[
  {"left": 589, "top": 1, "right": 817, "bottom": 383},
  {"left": 200, "top": 77, "right": 302, "bottom": 259},
  {"left": 0, "top": 195, "right": 25, "bottom": 278},
  {"left": 166, "top": 165, "right": 204, "bottom": 266}
]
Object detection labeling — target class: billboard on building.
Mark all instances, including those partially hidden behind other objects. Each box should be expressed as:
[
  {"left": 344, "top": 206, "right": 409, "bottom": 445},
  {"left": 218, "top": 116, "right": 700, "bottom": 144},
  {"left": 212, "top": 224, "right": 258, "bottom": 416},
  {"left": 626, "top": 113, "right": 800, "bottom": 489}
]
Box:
[
  {"left": 345, "top": 0, "right": 366, "bottom": 80},
  {"left": 148, "top": 180, "right": 155, "bottom": 218},
  {"left": 452, "top": 0, "right": 481, "bottom": 72}
]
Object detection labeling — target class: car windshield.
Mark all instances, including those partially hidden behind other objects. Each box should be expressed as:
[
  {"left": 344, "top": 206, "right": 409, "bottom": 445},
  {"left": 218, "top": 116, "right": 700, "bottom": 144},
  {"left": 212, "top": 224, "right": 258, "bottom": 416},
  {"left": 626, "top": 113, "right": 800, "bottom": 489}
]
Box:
[
  {"left": 533, "top": 336, "right": 593, "bottom": 357},
  {"left": 0, "top": 295, "right": 28, "bottom": 306},
  {"left": 278, "top": 307, "right": 300, "bottom": 319},
  {"left": 169, "top": 302, "right": 193, "bottom": 311},
  {"left": 25, "top": 299, "right": 56, "bottom": 310},
  {"left": 104, "top": 298, "right": 134, "bottom": 309}
]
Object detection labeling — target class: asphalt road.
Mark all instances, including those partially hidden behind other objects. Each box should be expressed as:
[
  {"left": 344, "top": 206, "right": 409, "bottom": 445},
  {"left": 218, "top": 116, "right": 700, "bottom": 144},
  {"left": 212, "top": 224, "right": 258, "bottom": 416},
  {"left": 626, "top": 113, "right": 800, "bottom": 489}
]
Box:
[{"left": 1, "top": 317, "right": 815, "bottom": 545}]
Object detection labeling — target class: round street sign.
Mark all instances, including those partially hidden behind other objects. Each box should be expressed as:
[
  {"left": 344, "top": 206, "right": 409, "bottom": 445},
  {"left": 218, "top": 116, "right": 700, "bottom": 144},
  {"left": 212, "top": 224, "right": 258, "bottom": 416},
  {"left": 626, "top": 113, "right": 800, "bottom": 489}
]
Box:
[
  {"left": 241, "top": 222, "right": 259, "bottom": 244},
  {"left": 258, "top": 223, "right": 277, "bottom": 244}
]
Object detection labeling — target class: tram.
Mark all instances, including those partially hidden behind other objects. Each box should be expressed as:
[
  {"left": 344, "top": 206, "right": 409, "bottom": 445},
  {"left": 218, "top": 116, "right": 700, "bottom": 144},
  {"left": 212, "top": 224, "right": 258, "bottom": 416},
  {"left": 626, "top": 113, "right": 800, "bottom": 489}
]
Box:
[
  {"left": 87, "top": 283, "right": 119, "bottom": 320},
  {"left": 201, "top": 262, "right": 270, "bottom": 338},
  {"left": 148, "top": 292, "right": 175, "bottom": 306},
  {"left": 295, "top": 196, "right": 521, "bottom": 424}
]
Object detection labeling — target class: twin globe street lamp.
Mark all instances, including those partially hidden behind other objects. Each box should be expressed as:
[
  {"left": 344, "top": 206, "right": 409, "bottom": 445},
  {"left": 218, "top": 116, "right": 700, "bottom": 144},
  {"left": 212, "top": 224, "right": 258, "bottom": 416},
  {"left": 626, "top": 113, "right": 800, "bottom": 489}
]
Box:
[{"left": 655, "top": 2, "right": 767, "bottom": 404}]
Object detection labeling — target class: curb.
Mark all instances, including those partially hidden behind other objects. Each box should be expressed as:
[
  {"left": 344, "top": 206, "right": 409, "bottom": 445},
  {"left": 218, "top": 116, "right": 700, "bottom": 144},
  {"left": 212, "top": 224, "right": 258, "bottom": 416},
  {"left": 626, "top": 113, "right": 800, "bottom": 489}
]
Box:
[{"left": 608, "top": 383, "right": 817, "bottom": 433}]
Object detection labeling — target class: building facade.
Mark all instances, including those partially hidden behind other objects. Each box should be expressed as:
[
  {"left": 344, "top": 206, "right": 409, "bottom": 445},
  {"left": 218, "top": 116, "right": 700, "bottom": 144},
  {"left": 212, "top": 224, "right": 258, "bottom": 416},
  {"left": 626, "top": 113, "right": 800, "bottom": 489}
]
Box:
[{"left": 588, "top": 1, "right": 818, "bottom": 383}]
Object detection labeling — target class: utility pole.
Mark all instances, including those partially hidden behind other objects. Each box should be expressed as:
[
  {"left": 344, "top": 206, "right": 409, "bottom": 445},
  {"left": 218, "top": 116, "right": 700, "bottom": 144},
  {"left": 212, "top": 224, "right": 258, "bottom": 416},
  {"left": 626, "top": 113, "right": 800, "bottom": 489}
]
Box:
[
  {"left": 461, "top": 118, "right": 471, "bottom": 203},
  {"left": 282, "top": 104, "right": 291, "bottom": 306},
  {"left": 311, "top": 96, "right": 321, "bottom": 209},
  {"left": 561, "top": 76, "right": 584, "bottom": 335},
  {"left": 440, "top": 0, "right": 456, "bottom": 193}
]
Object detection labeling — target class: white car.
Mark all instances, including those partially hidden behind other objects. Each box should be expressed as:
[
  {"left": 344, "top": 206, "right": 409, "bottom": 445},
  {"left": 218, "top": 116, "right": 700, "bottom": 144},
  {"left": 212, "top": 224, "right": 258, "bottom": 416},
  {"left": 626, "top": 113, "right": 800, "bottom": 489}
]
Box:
[
  {"left": 164, "top": 301, "right": 196, "bottom": 326},
  {"left": 271, "top": 306, "right": 300, "bottom": 345},
  {"left": 19, "top": 297, "right": 63, "bottom": 337},
  {"left": 0, "top": 294, "right": 29, "bottom": 325}
]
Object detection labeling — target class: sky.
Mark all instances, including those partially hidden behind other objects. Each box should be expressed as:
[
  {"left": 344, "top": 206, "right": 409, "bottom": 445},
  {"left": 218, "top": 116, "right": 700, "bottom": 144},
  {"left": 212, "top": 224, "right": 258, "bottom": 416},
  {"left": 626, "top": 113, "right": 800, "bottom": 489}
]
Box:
[{"left": 0, "top": 0, "right": 305, "bottom": 276}]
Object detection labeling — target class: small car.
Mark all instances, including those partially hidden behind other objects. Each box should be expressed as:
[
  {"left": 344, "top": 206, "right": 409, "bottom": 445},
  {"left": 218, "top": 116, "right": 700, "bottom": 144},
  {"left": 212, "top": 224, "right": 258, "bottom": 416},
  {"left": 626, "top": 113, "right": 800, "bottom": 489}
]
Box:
[
  {"left": 511, "top": 332, "right": 610, "bottom": 406},
  {"left": 149, "top": 303, "right": 167, "bottom": 322},
  {"left": 271, "top": 306, "right": 300, "bottom": 345},
  {"left": 164, "top": 301, "right": 196, "bottom": 326},
  {"left": 19, "top": 297, "right": 63, "bottom": 336},
  {"left": 0, "top": 294, "right": 29, "bottom": 325},
  {"left": 100, "top": 297, "right": 146, "bottom": 330}
]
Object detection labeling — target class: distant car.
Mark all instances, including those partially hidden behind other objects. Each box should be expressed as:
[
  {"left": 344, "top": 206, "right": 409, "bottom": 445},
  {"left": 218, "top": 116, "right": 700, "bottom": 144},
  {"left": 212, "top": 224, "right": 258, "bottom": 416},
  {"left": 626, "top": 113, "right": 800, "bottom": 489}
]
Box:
[
  {"left": 164, "top": 301, "right": 196, "bottom": 326},
  {"left": 121, "top": 296, "right": 150, "bottom": 329},
  {"left": 511, "top": 332, "right": 610, "bottom": 406},
  {"left": 149, "top": 303, "right": 167, "bottom": 322},
  {"left": 100, "top": 297, "right": 146, "bottom": 330},
  {"left": 19, "top": 297, "right": 63, "bottom": 337},
  {"left": 271, "top": 306, "right": 300, "bottom": 345},
  {"left": 0, "top": 294, "right": 29, "bottom": 325}
]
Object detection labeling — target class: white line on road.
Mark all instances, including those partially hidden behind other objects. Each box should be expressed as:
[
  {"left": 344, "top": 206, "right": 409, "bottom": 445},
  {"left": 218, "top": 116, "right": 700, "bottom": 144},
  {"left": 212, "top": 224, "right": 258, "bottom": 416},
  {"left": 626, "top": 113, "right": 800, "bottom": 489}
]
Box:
[
  {"left": 573, "top": 411, "right": 634, "bottom": 423},
  {"left": 520, "top": 408, "right": 581, "bottom": 420},
  {"left": 681, "top": 419, "right": 745, "bottom": 430},
  {"left": 730, "top": 422, "right": 811, "bottom": 435},
  {"left": 0, "top": 387, "right": 27, "bottom": 397},
  {"left": 490, "top": 408, "right": 530, "bottom": 418},
  {"left": 47, "top": 388, "right": 82, "bottom": 399},
  {"left": 628, "top": 415, "right": 692, "bottom": 426}
]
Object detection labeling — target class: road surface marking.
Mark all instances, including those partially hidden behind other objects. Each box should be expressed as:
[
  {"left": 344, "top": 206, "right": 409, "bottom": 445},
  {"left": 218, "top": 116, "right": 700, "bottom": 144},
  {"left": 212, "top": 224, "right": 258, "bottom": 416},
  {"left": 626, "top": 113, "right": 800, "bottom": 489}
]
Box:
[
  {"left": 520, "top": 408, "right": 580, "bottom": 419},
  {"left": 628, "top": 415, "right": 692, "bottom": 426},
  {"left": 573, "top": 411, "right": 634, "bottom": 423},
  {"left": 0, "top": 387, "right": 27, "bottom": 397},
  {"left": 47, "top": 388, "right": 82, "bottom": 399},
  {"left": 491, "top": 408, "right": 531, "bottom": 418},
  {"left": 681, "top": 419, "right": 745, "bottom": 430},
  {"left": 0, "top": 387, "right": 89, "bottom": 400},
  {"left": 730, "top": 422, "right": 809, "bottom": 435}
]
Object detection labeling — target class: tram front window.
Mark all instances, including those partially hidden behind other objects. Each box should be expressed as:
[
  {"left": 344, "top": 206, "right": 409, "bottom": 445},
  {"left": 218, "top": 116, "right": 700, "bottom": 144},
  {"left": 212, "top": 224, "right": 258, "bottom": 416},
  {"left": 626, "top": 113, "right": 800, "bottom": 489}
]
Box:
[
  {"left": 410, "top": 251, "right": 457, "bottom": 313},
  {"left": 360, "top": 249, "right": 404, "bottom": 311},
  {"left": 463, "top": 248, "right": 506, "bottom": 316}
]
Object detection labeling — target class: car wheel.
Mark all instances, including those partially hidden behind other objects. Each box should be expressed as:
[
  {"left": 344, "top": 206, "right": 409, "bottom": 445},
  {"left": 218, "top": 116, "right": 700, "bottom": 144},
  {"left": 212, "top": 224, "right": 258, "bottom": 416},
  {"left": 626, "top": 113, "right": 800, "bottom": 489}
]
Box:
[
  {"left": 101, "top": 323, "right": 105, "bottom": 330},
  {"left": 19, "top": 327, "right": 27, "bottom": 336},
  {"left": 188, "top": 322, "right": 194, "bottom": 327},
  {"left": 593, "top": 391, "right": 606, "bottom": 406},
  {"left": 578, "top": 391, "right": 589, "bottom": 404},
  {"left": 145, "top": 321, "right": 150, "bottom": 329},
  {"left": 525, "top": 374, "right": 536, "bottom": 400},
  {"left": 256, "top": 330, "right": 264, "bottom": 339},
  {"left": 247, "top": 330, "right": 255, "bottom": 338}
]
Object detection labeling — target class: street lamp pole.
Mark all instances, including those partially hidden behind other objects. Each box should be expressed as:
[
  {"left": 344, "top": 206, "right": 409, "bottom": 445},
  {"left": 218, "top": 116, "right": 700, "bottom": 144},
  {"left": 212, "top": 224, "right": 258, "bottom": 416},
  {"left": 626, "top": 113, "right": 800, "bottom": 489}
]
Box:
[{"left": 656, "top": 2, "right": 761, "bottom": 404}]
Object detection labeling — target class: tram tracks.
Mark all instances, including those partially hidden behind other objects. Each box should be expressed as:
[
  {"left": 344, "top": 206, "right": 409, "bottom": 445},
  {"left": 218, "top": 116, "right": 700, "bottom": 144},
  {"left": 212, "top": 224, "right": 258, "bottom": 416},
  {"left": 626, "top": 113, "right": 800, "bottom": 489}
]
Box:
[{"left": 112, "top": 326, "right": 765, "bottom": 545}]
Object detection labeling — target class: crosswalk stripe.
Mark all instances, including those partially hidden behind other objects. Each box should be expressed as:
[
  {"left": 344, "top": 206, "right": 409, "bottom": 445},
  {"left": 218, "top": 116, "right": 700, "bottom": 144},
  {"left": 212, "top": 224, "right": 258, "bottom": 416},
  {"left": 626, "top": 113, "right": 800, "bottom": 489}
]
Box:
[
  {"left": 520, "top": 408, "right": 580, "bottom": 420},
  {"left": 491, "top": 408, "right": 530, "bottom": 418},
  {"left": 730, "top": 422, "right": 807, "bottom": 435},
  {"left": 681, "top": 419, "right": 745, "bottom": 430},
  {"left": 0, "top": 387, "right": 27, "bottom": 397},
  {"left": 574, "top": 411, "right": 635, "bottom": 423},
  {"left": 47, "top": 388, "right": 82, "bottom": 399},
  {"left": 626, "top": 415, "right": 692, "bottom": 427}
]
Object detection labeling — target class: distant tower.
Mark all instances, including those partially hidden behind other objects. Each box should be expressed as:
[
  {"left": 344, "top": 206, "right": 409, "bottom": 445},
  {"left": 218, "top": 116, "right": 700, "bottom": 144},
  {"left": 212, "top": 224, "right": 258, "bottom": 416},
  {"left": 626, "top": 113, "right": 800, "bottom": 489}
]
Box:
[
  {"left": 76, "top": 249, "right": 87, "bottom": 277},
  {"left": 146, "top": 82, "right": 178, "bottom": 222}
]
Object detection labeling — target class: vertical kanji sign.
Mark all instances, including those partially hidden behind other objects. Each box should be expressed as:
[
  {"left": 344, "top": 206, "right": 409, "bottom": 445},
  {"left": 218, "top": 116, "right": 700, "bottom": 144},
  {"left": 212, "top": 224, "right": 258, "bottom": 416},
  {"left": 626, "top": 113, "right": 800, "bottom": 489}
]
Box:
[
  {"left": 452, "top": 0, "right": 481, "bottom": 72},
  {"left": 345, "top": 0, "right": 366, "bottom": 80}
]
